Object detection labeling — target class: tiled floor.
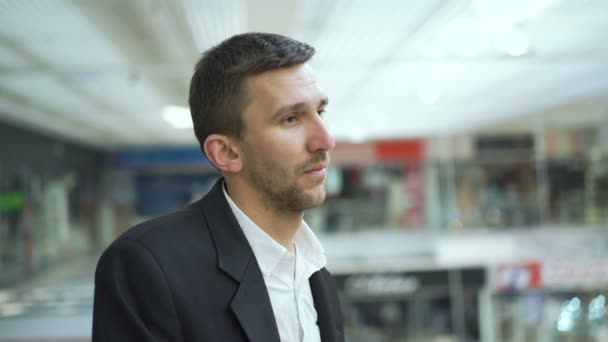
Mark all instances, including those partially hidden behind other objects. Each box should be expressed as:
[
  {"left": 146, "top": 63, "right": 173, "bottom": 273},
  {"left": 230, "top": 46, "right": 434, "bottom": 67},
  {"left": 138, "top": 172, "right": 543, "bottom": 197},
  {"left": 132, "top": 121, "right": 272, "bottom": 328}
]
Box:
[{"left": 0, "top": 256, "right": 97, "bottom": 342}]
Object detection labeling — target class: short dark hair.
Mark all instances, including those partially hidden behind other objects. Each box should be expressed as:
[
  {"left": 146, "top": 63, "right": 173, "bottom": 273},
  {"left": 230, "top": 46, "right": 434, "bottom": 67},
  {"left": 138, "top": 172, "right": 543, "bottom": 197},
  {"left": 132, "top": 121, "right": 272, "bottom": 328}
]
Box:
[{"left": 189, "top": 32, "right": 315, "bottom": 156}]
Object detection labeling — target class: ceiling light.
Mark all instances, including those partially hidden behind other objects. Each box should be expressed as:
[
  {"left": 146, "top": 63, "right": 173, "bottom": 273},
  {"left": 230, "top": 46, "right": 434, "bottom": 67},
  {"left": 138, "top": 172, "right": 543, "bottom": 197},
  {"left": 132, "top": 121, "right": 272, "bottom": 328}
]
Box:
[
  {"left": 418, "top": 80, "right": 441, "bottom": 105},
  {"left": 162, "top": 106, "right": 193, "bottom": 129},
  {"left": 475, "top": 0, "right": 552, "bottom": 24},
  {"left": 439, "top": 19, "right": 490, "bottom": 56},
  {"left": 496, "top": 27, "right": 529, "bottom": 56}
]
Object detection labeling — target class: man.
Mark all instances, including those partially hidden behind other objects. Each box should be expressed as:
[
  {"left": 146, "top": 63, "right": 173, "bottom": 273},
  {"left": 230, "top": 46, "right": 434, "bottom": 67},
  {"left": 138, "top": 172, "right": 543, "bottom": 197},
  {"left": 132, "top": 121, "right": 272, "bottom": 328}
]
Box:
[{"left": 92, "top": 33, "right": 344, "bottom": 342}]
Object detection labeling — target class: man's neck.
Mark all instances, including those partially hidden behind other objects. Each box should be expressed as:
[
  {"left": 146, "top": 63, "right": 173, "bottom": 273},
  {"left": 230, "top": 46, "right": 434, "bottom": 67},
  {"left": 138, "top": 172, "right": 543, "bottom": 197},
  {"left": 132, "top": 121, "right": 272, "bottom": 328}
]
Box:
[{"left": 225, "top": 179, "right": 302, "bottom": 252}]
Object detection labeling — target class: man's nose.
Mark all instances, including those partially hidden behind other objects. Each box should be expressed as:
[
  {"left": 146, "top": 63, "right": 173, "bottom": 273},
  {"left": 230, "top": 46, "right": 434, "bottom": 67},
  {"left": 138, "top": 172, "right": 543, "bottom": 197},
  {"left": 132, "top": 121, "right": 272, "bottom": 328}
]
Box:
[{"left": 307, "top": 115, "right": 335, "bottom": 152}]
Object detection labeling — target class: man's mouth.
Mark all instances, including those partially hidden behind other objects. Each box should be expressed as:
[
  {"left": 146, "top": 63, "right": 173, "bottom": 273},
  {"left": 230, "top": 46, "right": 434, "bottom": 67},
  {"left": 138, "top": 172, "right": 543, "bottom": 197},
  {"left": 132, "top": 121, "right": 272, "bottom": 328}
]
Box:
[
  {"left": 300, "top": 153, "right": 330, "bottom": 176},
  {"left": 304, "top": 164, "right": 327, "bottom": 177}
]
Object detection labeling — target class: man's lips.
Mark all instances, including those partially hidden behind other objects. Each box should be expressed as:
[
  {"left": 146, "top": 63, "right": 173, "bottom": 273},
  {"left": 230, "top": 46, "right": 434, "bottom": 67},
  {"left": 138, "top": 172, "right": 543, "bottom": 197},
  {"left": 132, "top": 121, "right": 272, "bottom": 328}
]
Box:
[
  {"left": 304, "top": 164, "right": 327, "bottom": 173},
  {"left": 303, "top": 164, "right": 328, "bottom": 179}
]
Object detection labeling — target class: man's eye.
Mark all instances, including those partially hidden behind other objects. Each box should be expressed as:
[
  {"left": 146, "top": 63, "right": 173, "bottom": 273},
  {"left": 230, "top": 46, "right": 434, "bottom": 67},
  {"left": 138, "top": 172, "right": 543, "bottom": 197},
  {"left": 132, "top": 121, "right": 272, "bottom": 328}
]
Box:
[
  {"left": 283, "top": 116, "right": 297, "bottom": 124},
  {"left": 318, "top": 109, "right": 326, "bottom": 117}
]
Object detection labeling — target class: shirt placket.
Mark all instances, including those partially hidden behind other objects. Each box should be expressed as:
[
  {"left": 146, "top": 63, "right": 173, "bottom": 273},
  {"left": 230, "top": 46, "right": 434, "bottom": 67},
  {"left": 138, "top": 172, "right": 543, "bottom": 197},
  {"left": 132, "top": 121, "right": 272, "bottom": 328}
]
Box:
[
  {"left": 276, "top": 252, "right": 301, "bottom": 342},
  {"left": 294, "top": 244, "right": 311, "bottom": 341}
]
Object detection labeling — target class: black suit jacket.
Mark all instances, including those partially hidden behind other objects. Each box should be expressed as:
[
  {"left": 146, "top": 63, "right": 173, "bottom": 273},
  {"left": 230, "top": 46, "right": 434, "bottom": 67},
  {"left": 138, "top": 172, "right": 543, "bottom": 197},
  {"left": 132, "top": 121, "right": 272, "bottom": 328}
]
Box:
[{"left": 92, "top": 180, "right": 344, "bottom": 342}]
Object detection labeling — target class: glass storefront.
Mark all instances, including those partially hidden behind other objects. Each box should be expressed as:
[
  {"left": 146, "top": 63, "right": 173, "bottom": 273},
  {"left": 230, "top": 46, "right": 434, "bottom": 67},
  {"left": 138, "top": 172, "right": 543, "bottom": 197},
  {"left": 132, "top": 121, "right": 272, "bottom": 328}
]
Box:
[
  {"left": 335, "top": 268, "right": 485, "bottom": 342},
  {"left": 491, "top": 289, "right": 608, "bottom": 341},
  {"left": 302, "top": 121, "right": 608, "bottom": 234},
  {"left": 0, "top": 122, "right": 104, "bottom": 286}
]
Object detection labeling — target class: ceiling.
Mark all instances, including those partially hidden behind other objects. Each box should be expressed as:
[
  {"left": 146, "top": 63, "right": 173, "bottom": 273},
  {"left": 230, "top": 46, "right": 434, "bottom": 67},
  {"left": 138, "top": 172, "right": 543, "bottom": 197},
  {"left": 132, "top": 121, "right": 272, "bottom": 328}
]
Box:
[{"left": 0, "top": 0, "right": 607, "bottom": 149}]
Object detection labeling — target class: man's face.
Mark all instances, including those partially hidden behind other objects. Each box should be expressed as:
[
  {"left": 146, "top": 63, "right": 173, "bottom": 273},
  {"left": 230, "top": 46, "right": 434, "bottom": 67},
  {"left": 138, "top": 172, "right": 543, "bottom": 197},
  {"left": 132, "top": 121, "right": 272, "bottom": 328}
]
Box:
[{"left": 237, "top": 63, "right": 335, "bottom": 215}]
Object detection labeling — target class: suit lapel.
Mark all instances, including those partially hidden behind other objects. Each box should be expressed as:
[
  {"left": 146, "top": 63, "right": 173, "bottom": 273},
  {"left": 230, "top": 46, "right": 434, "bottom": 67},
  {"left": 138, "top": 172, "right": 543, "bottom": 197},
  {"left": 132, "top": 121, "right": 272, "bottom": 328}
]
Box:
[
  {"left": 200, "top": 180, "right": 281, "bottom": 342},
  {"left": 230, "top": 258, "right": 281, "bottom": 342},
  {"left": 310, "top": 270, "right": 341, "bottom": 342}
]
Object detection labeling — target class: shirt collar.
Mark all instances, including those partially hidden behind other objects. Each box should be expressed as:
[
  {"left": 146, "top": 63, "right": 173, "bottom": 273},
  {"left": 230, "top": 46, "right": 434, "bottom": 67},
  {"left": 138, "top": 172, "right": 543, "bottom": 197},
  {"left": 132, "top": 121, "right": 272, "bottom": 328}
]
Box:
[
  {"left": 222, "top": 182, "right": 326, "bottom": 276},
  {"left": 294, "top": 220, "right": 327, "bottom": 271}
]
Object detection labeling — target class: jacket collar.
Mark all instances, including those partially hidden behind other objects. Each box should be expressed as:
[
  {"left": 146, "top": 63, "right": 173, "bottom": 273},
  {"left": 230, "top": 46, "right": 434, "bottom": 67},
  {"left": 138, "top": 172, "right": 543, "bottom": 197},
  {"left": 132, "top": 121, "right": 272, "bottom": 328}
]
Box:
[
  {"left": 310, "top": 270, "right": 343, "bottom": 342},
  {"left": 198, "top": 178, "right": 341, "bottom": 342},
  {"left": 200, "top": 179, "right": 253, "bottom": 282},
  {"left": 199, "top": 179, "right": 281, "bottom": 342}
]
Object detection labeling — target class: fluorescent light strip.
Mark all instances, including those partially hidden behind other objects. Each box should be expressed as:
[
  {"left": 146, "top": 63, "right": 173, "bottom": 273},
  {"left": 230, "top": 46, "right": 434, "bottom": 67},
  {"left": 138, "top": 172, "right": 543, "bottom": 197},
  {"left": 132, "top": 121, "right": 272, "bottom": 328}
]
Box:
[{"left": 162, "top": 106, "right": 193, "bottom": 129}]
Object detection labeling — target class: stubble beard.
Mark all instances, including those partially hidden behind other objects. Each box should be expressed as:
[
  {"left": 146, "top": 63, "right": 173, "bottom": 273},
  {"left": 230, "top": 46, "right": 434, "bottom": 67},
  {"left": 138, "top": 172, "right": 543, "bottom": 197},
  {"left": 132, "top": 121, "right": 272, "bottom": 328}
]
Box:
[{"left": 244, "top": 152, "right": 328, "bottom": 216}]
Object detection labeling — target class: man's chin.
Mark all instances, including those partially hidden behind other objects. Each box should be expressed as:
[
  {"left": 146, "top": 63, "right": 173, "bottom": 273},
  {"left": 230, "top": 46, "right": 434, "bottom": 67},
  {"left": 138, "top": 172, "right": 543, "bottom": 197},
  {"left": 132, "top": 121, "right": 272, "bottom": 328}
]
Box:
[{"left": 302, "top": 187, "right": 327, "bottom": 208}]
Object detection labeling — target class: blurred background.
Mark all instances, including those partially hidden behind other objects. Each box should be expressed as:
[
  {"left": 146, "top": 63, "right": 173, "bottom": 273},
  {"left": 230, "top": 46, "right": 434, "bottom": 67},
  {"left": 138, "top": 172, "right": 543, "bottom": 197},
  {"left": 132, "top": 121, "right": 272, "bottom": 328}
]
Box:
[{"left": 0, "top": 0, "right": 607, "bottom": 341}]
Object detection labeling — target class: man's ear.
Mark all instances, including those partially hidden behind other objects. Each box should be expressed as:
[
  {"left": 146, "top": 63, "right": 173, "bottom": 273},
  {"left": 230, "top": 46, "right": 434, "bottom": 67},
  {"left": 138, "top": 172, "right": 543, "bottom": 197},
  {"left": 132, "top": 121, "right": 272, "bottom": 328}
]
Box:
[{"left": 203, "top": 134, "right": 243, "bottom": 173}]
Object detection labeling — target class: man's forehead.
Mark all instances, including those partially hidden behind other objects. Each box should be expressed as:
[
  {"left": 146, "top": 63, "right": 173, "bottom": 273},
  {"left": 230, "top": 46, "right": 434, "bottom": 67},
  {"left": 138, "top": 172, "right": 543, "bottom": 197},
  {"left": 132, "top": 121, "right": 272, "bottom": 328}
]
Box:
[
  {"left": 250, "top": 64, "right": 315, "bottom": 87},
  {"left": 246, "top": 64, "right": 324, "bottom": 101}
]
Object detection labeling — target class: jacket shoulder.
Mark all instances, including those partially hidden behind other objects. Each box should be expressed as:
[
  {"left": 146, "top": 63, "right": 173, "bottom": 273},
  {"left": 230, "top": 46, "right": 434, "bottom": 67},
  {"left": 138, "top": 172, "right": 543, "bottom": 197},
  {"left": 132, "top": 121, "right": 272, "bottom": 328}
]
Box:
[
  {"left": 104, "top": 200, "right": 215, "bottom": 262},
  {"left": 122, "top": 202, "right": 202, "bottom": 240}
]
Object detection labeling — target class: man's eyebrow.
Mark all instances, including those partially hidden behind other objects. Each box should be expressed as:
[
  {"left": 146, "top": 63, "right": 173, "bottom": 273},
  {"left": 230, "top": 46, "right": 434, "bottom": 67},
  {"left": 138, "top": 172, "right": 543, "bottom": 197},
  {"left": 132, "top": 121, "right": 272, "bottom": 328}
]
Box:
[
  {"left": 271, "top": 97, "right": 329, "bottom": 121},
  {"left": 320, "top": 97, "right": 329, "bottom": 107}
]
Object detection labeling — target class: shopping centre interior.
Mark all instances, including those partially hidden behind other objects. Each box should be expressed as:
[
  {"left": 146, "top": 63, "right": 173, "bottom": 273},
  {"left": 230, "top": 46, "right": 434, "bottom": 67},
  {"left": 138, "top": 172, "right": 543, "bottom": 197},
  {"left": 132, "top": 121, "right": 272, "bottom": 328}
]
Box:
[{"left": 1, "top": 0, "right": 608, "bottom": 341}]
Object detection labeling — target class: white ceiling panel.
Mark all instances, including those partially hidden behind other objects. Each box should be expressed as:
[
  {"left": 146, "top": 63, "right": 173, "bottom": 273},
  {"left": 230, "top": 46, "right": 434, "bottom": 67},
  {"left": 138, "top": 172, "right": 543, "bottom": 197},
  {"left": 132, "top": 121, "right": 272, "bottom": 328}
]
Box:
[
  {"left": 21, "top": 36, "right": 126, "bottom": 70},
  {"left": 305, "top": 1, "right": 441, "bottom": 67},
  {"left": 0, "top": 1, "right": 127, "bottom": 69},
  {"left": 0, "top": 74, "right": 101, "bottom": 116},
  {"left": 0, "top": 0, "right": 606, "bottom": 147},
  {"left": 75, "top": 73, "right": 170, "bottom": 119},
  {"left": 0, "top": 1, "right": 84, "bottom": 37},
  {"left": 0, "top": 98, "right": 119, "bottom": 147},
  {"left": 181, "top": 0, "right": 246, "bottom": 52},
  {"left": 0, "top": 74, "right": 155, "bottom": 143},
  {"left": 528, "top": 5, "right": 608, "bottom": 56}
]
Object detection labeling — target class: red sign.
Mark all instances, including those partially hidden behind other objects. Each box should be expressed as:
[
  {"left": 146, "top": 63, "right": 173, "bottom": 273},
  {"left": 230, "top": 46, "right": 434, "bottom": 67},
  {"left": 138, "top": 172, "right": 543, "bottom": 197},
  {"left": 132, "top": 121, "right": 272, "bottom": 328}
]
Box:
[
  {"left": 374, "top": 139, "right": 425, "bottom": 163},
  {"left": 496, "top": 262, "right": 542, "bottom": 291}
]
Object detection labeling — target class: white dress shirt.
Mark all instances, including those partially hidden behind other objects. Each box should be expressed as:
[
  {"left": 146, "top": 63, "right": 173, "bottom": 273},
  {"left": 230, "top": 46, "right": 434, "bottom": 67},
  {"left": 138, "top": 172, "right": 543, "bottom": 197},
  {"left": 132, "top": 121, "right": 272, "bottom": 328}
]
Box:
[{"left": 223, "top": 185, "right": 326, "bottom": 342}]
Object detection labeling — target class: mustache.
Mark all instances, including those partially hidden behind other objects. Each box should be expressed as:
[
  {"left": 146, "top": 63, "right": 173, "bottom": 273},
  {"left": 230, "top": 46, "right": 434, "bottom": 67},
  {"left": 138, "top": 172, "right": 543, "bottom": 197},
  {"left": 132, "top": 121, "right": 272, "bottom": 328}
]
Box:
[{"left": 297, "top": 152, "right": 329, "bottom": 174}]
